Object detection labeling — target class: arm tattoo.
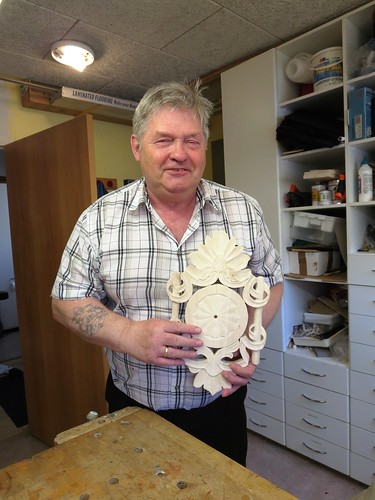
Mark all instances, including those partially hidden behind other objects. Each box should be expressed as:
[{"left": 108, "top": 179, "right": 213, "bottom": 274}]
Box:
[{"left": 72, "top": 304, "right": 108, "bottom": 336}]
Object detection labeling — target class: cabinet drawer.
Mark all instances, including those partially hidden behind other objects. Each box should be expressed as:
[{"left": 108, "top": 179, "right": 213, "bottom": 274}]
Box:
[
  {"left": 246, "top": 408, "right": 285, "bottom": 445},
  {"left": 285, "top": 402, "right": 349, "bottom": 448},
  {"left": 350, "top": 342, "right": 375, "bottom": 376},
  {"left": 245, "top": 387, "right": 285, "bottom": 421},
  {"left": 349, "top": 285, "right": 375, "bottom": 317},
  {"left": 351, "top": 426, "right": 375, "bottom": 461},
  {"left": 350, "top": 452, "right": 375, "bottom": 486},
  {"left": 286, "top": 425, "right": 349, "bottom": 475},
  {"left": 350, "top": 399, "right": 375, "bottom": 433},
  {"left": 285, "top": 378, "right": 349, "bottom": 421},
  {"left": 348, "top": 253, "right": 375, "bottom": 287},
  {"left": 349, "top": 313, "right": 375, "bottom": 346},
  {"left": 284, "top": 351, "right": 349, "bottom": 394},
  {"left": 350, "top": 371, "right": 375, "bottom": 404},
  {"left": 248, "top": 368, "right": 284, "bottom": 398},
  {"left": 258, "top": 347, "right": 283, "bottom": 375}
]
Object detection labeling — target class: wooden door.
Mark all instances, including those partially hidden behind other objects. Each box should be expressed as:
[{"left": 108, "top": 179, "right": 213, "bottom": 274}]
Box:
[{"left": 4, "top": 115, "right": 108, "bottom": 445}]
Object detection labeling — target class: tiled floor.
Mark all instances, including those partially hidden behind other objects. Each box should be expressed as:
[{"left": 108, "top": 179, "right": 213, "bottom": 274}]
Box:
[
  {"left": 0, "top": 331, "right": 370, "bottom": 498},
  {"left": 246, "top": 432, "right": 367, "bottom": 499}
]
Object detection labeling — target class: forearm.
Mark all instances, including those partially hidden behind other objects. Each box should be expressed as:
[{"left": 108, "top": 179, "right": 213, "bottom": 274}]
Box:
[
  {"left": 262, "top": 282, "right": 284, "bottom": 328},
  {"left": 51, "top": 297, "right": 203, "bottom": 365},
  {"left": 51, "top": 297, "right": 131, "bottom": 351}
]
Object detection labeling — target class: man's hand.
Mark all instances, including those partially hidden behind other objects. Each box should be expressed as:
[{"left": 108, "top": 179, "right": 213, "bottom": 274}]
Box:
[
  {"left": 220, "top": 360, "right": 256, "bottom": 397},
  {"left": 125, "top": 318, "right": 203, "bottom": 366},
  {"left": 52, "top": 297, "right": 202, "bottom": 367}
]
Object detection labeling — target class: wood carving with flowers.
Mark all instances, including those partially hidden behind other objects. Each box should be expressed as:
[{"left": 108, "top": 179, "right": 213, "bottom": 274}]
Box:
[{"left": 166, "top": 230, "right": 270, "bottom": 395}]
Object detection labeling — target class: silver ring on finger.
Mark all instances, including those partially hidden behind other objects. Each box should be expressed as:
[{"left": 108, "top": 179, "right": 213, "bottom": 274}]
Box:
[{"left": 163, "top": 346, "right": 169, "bottom": 358}]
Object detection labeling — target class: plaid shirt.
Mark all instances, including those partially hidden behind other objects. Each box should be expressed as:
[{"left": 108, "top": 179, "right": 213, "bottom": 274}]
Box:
[{"left": 52, "top": 178, "right": 283, "bottom": 410}]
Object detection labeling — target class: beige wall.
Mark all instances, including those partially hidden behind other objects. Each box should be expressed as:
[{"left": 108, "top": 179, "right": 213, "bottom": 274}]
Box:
[{"left": 3, "top": 83, "right": 223, "bottom": 184}]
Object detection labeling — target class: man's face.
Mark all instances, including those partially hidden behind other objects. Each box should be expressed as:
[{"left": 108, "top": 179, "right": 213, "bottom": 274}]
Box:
[{"left": 131, "top": 107, "right": 207, "bottom": 200}]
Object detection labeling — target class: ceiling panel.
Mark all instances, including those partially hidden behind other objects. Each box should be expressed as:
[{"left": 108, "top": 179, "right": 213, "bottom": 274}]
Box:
[{"left": 0, "top": 0, "right": 372, "bottom": 107}]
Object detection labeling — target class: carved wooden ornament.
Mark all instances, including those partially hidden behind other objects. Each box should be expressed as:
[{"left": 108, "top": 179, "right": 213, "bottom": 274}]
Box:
[{"left": 166, "top": 231, "right": 270, "bottom": 395}]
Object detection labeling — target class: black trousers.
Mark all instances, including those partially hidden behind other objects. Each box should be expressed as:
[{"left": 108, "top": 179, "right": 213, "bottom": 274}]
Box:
[{"left": 105, "top": 372, "right": 248, "bottom": 466}]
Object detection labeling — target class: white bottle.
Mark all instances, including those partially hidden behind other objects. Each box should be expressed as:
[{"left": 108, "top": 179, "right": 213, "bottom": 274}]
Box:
[{"left": 358, "top": 158, "right": 373, "bottom": 202}]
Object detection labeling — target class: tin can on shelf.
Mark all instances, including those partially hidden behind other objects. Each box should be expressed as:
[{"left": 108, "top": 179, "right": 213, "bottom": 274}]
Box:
[
  {"left": 311, "top": 184, "right": 326, "bottom": 206},
  {"left": 319, "top": 189, "right": 331, "bottom": 205}
]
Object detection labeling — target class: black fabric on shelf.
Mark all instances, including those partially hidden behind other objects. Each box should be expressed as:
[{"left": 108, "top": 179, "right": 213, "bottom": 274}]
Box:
[
  {"left": 276, "top": 110, "right": 344, "bottom": 151},
  {"left": 0, "top": 368, "right": 28, "bottom": 427}
]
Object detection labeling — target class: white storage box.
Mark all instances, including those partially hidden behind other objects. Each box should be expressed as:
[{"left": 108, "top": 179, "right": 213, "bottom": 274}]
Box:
[
  {"left": 288, "top": 248, "right": 342, "bottom": 276},
  {"left": 291, "top": 212, "right": 345, "bottom": 246},
  {"left": 303, "top": 312, "right": 343, "bottom": 331},
  {"left": 291, "top": 326, "right": 348, "bottom": 347}
]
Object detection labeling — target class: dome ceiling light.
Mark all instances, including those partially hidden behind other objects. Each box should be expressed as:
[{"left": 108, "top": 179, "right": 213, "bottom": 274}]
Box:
[{"left": 50, "top": 41, "right": 94, "bottom": 72}]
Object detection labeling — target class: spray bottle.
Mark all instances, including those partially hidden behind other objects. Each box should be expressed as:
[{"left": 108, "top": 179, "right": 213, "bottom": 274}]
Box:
[{"left": 358, "top": 158, "right": 373, "bottom": 202}]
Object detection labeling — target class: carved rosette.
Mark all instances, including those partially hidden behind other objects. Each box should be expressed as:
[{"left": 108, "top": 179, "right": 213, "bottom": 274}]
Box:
[{"left": 166, "top": 230, "right": 270, "bottom": 395}]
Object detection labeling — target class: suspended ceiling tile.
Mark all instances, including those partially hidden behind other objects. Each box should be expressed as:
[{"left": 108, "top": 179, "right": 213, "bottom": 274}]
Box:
[
  {"left": 66, "top": 22, "right": 206, "bottom": 87},
  {"left": 0, "top": 0, "right": 76, "bottom": 58},
  {"left": 216, "top": 0, "right": 371, "bottom": 40},
  {"left": 0, "top": 50, "right": 112, "bottom": 91},
  {"left": 96, "top": 80, "right": 147, "bottom": 103},
  {"left": 163, "top": 8, "right": 280, "bottom": 72},
  {"left": 31, "top": 0, "right": 222, "bottom": 49}
]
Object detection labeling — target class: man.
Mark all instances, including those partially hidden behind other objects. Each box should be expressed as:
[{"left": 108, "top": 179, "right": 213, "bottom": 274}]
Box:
[{"left": 51, "top": 80, "right": 283, "bottom": 466}]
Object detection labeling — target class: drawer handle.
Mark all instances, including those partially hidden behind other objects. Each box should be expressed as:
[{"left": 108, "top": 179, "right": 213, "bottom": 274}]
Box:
[
  {"left": 301, "top": 368, "right": 326, "bottom": 377},
  {"left": 249, "top": 418, "right": 267, "bottom": 428},
  {"left": 302, "top": 417, "right": 327, "bottom": 429},
  {"left": 260, "top": 356, "right": 266, "bottom": 361},
  {"left": 252, "top": 377, "right": 266, "bottom": 383},
  {"left": 248, "top": 396, "right": 267, "bottom": 405},
  {"left": 302, "top": 393, "right": 326, "bottom": 404},
  {"left": 303, "top": 441, "right": 327, "bottom": 455}
]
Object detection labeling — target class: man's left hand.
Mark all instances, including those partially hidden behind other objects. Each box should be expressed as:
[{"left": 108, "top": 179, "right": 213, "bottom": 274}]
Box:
[{"left": 221, "top": 361, "right": 256, "bottom": 397}]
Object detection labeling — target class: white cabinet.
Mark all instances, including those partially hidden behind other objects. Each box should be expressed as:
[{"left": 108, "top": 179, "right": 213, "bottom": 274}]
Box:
[
  {"left": 245, "top": 353, "right": 286, "bottom": 444},
  {"left": 284, "top": 351, "right": 349, "bottom": 473},
  {"left": 349, "top": 282, "right": 375, "bottom": 483},
  {"left": 222, "top": 0, "right": 375, "bottom": 484},
  {"left": 222, "top": 49, "right": 287, "bottom": 446}
]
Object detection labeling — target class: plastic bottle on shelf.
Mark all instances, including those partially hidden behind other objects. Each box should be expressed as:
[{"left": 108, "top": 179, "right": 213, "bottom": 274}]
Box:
[
  {"left": 358, "top": 158, "right": 373, "bottom": 202},
  {"left": 334, "top": 173, "right": 346, "bottom": 203}
]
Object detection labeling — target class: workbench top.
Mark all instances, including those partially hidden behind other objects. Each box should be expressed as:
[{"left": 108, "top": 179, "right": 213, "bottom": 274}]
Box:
[{"left": 0, "top": 407, "right": 296, "bottom": 499}]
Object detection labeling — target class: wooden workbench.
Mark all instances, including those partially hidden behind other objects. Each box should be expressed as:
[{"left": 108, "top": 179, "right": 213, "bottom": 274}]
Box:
[{"left": 0, "top": 407, "right": 296, "bottom": 499}]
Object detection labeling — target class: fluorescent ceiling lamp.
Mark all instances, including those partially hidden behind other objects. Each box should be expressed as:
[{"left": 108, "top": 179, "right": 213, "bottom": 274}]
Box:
[{"left": 51, "top": 41, "right": 94, "bottom": 72}]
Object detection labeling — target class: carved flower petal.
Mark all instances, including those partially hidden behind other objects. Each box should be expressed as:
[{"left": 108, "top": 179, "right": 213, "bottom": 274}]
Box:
[
  {"left": 219, "top": 267, "right": 252, "bottom": 288},
  {"left": 185, "top": 265, "right": 218, "bottom": 286},
  {"left": 226, "top": 252, "right": 250, "bottom": 270}
]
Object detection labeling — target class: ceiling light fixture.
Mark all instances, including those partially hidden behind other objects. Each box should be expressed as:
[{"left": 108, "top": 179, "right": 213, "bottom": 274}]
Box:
[{"left": 51, "top": 41, "right": 95, "bottom": 72}]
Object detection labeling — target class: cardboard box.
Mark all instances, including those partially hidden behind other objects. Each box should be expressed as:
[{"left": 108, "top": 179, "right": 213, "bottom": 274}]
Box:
[
  {"left": 348, "top": 87, "right": 375, "bottom": 141},
  {"left": 288, "top": 248, "right": 342, "bottom": 276}
]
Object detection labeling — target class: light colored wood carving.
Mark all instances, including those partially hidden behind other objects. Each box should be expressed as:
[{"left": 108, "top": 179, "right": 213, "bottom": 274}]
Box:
[{"left": 166, "top": 231, "right": 270, "bottom": 395}]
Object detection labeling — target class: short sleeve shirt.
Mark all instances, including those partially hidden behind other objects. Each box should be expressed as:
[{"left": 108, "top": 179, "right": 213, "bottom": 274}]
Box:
[{"left": 51, "top": 178, "right": 283, "bottom": 410}]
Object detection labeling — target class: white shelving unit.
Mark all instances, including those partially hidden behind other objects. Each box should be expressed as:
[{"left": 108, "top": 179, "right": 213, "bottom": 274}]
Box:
[{"left": 221, "top": 0, "right": 375, "bottom": 484}]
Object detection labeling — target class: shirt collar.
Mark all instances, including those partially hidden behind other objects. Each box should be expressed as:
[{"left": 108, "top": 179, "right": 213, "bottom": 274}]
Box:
[
  {"left": 128, "top": 178, "right": 150, "bottom": 210},
  {"left": 197, "top": 179, "right": 222, "bottom": 212},
  {"left": 129, "top": 177, "right": 222, "bottom": 212}
]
